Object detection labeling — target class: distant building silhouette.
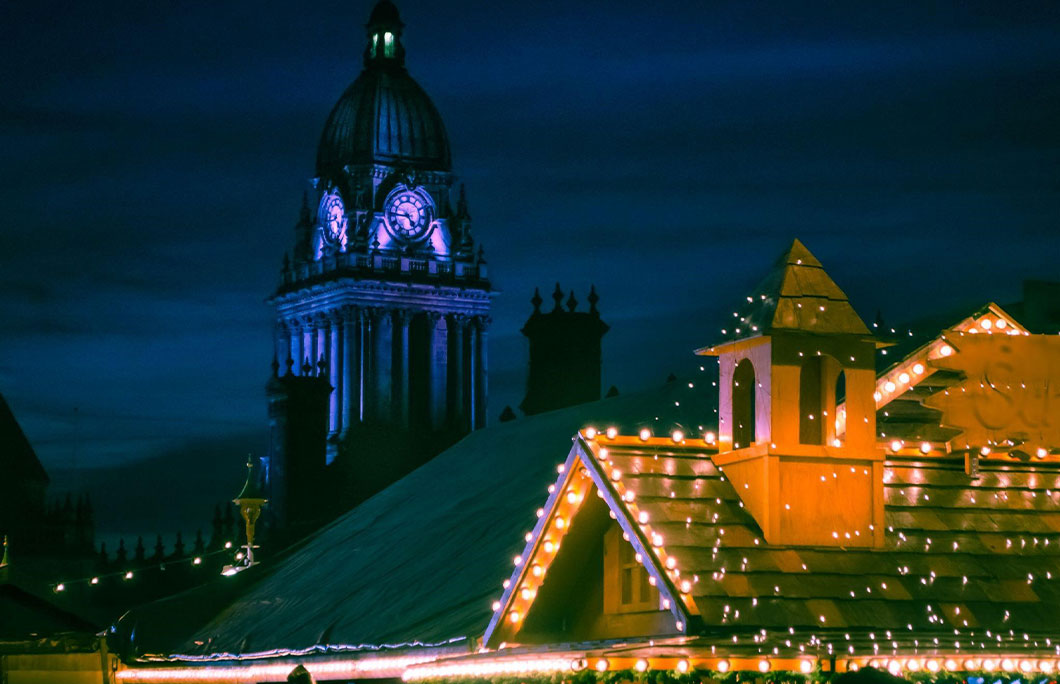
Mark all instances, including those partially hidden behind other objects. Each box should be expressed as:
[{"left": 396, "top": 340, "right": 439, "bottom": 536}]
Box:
[{"left": 520, "top": 284, "right": 609, "bottom": 416}]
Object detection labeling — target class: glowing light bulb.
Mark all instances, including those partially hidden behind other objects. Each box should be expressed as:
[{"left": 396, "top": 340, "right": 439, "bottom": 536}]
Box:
[
  {"left": 1039, "top": 660, "right": 1054, "bottom": 673},
  {"left": 531, "top": 564, "right": 543, "bottom": 577},
  {"left": 610, "top": 469, "right": 621, "bottom": 481},
  {"left": 513, "top": 556, "right": 522, "bottom": 566},
  {"left": 982, "top": 659, "right": 997, "bottom": 671},
  {"left": 584, "top": 427, "right": 597, "bottom": 439},
  {"left": 980, "top": 446, "right": 991, "bottom": 455},
  {"left": 90, "top": 577, "right": 99, "bottom": 585},
  {"left": 520, "top": 588, "right": 534, "bottom": 600},
  {"left": 543, "top": 540, "right": 555, "bottom": 553},
  {"left": 193, "top": 556, "right": 202, "bottom": 565},
  {"left": 943, "top": 659, "right": 957, "bottom": 671},
  {"left": 704, "top": 431, "right": 716, "bottom": 444},
  {"left": 887, "top": 660, "right": 902, "bottom": 676},
  {"left": 899, "top": 372, "right": 910, "bottom": 384},
  {"left": 638, "top": 511, "right": 649, "bottom": 524},
  {"left": 595, "top": 659, "right": 608, "bottom": 672},
  {"left": 940, "top": 344, "right": 953, "bottom": 357},
  {"left": 124, "top": 571, "right": 134, "bottom": 580},
  {"left": 716, "top": 660, "right": 730, "bottom": 673},
  {"left": 672, "top": 430, "right": 684, "bottom": 443},
  {"left": 981, "top": 318, "right": 993, "bottom": 330},
  {"left": 606, "top": 426, "right": 618, "bottom": 439},
  {"left": 680, "top": 580, "right": 692, "bottom": 593},
  {"left": 906, "top": 659, "right": 920, "bottom": 671},
  {"left": 635, "top": 659, "right": 649, "bottom": 672},
  {"left": 884, "top": 381, "right": 896, "bottom": 393},
  {"left": 491, "top": 601, "right": 501, "bottom": 611},
  {"left": 555, "top": 517, "right": 565, "bottom": 529},
  {"left": 1038, "top": 447, "right": 1048, "bottom": 459},
  {"left": 800, "top": 660, "right": 814, "bottom": 674},
  {"left": 758, "top": 660, "right": 770, "bottom": 673},
  {"left": 676, "top": 659, "right": 690, "bottom": 674},
  {"left": 920, "top": 442, "right": 931, "bottom": 454},
  {"left": 665, "top": 556, "right": 676, "bottom": 569},
  {"left": 623, "top": 490, "right": 635, "bottom": 502},
  {"left": 509, "top": 611, "right": 520, "bottom": 623},
  {"left": 1019, "top": 660, "right": 1034, "bottom": 673},
  {"left": 566, "top": 491, "right": 578, "bottom": 504},
  {"left": 890, "top": 440, "right": 902, "bottom": 453},
  {"left": 55, "top": 583, "right": 65, "bottom": 592},
  {"left": 1001, "top": 659, "right": 1015, "bottom": 672},
  {"left": 224, "top": 541, "right": 233, "bottom": 549},
  {"left": 639, "top": 428, "right": 651, "bottom": 441}
]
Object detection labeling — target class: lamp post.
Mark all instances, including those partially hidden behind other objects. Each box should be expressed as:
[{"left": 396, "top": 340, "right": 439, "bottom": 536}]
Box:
[{"left": 224, "top": 459, "right": 267, "bottom": 575}]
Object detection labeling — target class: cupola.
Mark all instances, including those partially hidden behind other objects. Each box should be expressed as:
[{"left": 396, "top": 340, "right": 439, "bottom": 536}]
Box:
[{"left": 698, "top": 239, "right": 886, "bottom": 547}]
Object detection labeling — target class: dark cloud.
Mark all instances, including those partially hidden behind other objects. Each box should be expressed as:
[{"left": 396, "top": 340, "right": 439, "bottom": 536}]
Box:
[{"left": 1, "top": 0, "right": 1058, "bottom": 540}]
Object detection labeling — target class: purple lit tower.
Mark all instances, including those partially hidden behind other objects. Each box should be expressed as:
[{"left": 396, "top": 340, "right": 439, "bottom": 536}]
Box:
[{"left": 268, "top": 1, "right": 492, "bottom": 470}]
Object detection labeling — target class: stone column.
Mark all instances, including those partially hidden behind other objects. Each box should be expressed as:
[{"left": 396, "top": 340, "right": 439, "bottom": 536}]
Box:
[
  {"left": 448, "top": 314, "right": 466, "bottom": 431},
  {"left": 275, "top": 321, "right": 290, "bottom": 372},
  {"left": 329, "top": 312, "right": 342, "bottom": 435},
  {"left": 341, "top": 306, "right": 359, "bottom": 433},
  {"left": 395, "top": 309, "right": 411, "bottom": 428},
  {"left": 316, "top": 318, "right": 328, "bottom": 372},
  {"left": 372, "top": 308, "right": 393, "bottom": 422},
  {"left": 426, "top": 313, "right": 447, "bottom": 431},
  {"left": 473, "top": 316, "right": 489, "bottom": 429},
  {"left": 303, "top": 319, "right": 316, "bottom": 374},
  {"left": 288, "top": 318, "right": 301, "bottom": 373}
]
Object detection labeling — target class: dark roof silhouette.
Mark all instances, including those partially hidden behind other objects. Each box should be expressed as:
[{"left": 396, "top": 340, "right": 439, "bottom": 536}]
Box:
[{"left": 0, "top": 392, "right": 47, "bottom": 486}]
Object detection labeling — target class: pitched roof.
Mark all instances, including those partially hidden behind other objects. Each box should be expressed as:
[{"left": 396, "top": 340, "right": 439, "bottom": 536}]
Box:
[
  {"left": 113, "top": 379, "right": 716, "bottom": 660},
  {"left": 491, "top": 434, "right": 1060, "bottom": 658},
  {"left": 0, "top": 392, "right": 48, "bottom": 486},
  {"left": 702, "top": 239, "right": 870, "bottom": 353}
]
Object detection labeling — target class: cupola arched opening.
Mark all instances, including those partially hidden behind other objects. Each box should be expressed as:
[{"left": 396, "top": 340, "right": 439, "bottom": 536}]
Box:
[{"left": 732, "top": 358, "right": 756, "bottom": 449}]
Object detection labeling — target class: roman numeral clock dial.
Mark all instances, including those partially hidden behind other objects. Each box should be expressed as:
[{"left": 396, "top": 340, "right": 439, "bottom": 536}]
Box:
[{"left": 384, "top": 189, "right": 432, "bottom": 242}]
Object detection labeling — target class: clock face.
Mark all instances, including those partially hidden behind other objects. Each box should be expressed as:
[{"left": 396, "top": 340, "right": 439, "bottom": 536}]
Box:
[
  {"left": 384, "top": 190, "right": 431, "bottom": 241},
  {"left": 318, "top": 191, "right": 346, "bottom": 243}
]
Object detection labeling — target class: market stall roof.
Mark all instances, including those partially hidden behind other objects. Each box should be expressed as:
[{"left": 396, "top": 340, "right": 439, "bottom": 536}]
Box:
[{"left": 113, "top": 378, "right": 715, "bottom": 661}]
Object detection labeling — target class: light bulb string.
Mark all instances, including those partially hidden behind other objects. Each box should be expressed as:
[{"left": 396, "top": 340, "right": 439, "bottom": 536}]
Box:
[{"left": 52, "top": 542, "right": 242, "bottom": 593}]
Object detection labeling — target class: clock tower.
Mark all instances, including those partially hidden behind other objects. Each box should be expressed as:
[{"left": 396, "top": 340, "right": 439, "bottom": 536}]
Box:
[{"left": 268, "top": 1, "right": 492, "bottom": 500}]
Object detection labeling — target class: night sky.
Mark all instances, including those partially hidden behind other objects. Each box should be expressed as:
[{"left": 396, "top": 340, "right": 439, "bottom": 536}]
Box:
[{"left": 2, "top": 1, "right": 1059, "bottom": 542}]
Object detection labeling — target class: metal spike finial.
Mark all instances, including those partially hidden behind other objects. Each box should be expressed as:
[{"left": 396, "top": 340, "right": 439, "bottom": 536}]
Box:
[
  {"left": 588, "top": 285, "right": 600, "bottom": 315},
  {"left": 285, "top": 356, "right": 295, "bottom": 376},
  {"left": 552, "top": 283, "right": 563, "bottom": 312},
  {"left": 566, "top": 290, "right": 578, "bottom": 312},
  {"left": 1, "top": 535, "right": 9, "bottom": 568},
  {"left": 530, "top": 288, "right": 543, "bottom": 313},
  {"left": 301, "top": 357, "right": 312, "bottom": 375}
]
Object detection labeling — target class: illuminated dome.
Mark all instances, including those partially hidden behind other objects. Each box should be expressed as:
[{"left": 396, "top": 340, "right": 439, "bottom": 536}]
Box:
[{"left": 316, "top": 1, "right": 451, "bottom": 176}]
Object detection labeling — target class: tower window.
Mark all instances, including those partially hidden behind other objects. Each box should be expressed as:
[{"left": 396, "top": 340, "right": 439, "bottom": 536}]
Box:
[
  {"left": 732, "top": 358, "right": 756, "bottom": 449},
  {"left": 384, "top": 32, "right": 395, "bottom": 58},
  {"left": 371, "top": 33, "right": 379, "bottom": 58}
]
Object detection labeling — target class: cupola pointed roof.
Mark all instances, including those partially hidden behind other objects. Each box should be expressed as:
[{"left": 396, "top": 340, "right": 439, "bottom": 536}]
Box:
[{"left": 702, "top": 239, "right": 870, "bottom": 353}]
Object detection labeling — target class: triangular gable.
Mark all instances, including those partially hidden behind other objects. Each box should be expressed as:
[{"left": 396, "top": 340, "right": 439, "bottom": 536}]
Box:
[
  {"left": 0, "top": 392, "right": 48, "bottom": 485},
  {"left": 835, "top": 303, "right": 1029, "bottom": 446},
  {"left": 483, "top": 432, "right": 699, "bottom": 648}
]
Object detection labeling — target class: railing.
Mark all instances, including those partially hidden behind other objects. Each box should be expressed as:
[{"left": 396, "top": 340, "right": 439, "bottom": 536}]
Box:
[{"left": 281, "top": 252, "right": 486, "bottom": 288}]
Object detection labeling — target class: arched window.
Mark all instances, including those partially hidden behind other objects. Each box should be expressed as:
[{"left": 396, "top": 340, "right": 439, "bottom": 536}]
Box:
[
  {"left": 833, "top": 370, "right": 847, "bottom": 444},
  {"left": 732, "top": 358, "right": 756, "bottom": 449}
]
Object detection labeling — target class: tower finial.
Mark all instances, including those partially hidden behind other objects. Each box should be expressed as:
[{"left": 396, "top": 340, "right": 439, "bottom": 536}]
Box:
[
  {"left": 364, "top": 1, "right": 405, "bottom": 67},
  {"left": 531, "top": 287, "right": 543, "bottom": 313},
  {"left": 588, "top": 285, "right": 600, "bottom": 315},
  {"left": 566, "top": 289, "right": 578, "bottom": 312},
  {"left": 552, "top": 283, "right": 563, "bottom": 312}
]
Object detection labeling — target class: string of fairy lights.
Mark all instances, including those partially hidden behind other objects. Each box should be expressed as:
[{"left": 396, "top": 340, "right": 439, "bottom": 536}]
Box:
[{"left": 50, "top": 541, "right": 243, "bottom": 594}]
